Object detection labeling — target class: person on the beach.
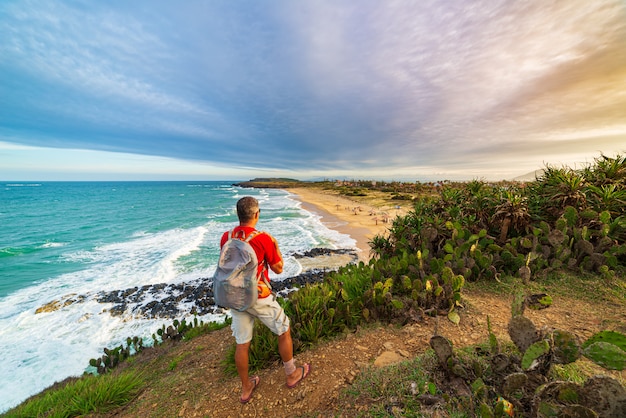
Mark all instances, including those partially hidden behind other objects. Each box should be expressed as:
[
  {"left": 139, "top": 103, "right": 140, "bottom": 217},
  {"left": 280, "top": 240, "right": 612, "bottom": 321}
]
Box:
[{"left": 220, "top": 196, "right": 311, "bottom": 404}]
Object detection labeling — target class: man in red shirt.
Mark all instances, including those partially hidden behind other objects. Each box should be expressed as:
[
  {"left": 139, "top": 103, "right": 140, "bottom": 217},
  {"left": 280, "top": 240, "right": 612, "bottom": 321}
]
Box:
[{"left": 221, "top": 196, "right": 311, "bottom": 403}]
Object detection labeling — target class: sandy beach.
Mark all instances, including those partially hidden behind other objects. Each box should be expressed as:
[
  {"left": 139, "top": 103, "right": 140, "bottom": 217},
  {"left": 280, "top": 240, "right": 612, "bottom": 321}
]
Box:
[{"left": 290, "top": 187, "right": 409, "bottom": 261}]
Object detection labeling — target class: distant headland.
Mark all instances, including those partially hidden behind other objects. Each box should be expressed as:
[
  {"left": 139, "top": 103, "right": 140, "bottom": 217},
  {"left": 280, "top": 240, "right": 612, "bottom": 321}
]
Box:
[{"left": 233, "top": 178, "right": 306, "bottom": 188}]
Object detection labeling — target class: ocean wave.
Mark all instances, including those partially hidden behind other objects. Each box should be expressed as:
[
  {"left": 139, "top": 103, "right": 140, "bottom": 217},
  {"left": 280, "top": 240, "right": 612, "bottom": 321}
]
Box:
[
  {"left": 41, "top": 242, "right": 66, "bottom": 248},
  {"left": 0, "top": 246, "right": 41, "bottom": 258}
]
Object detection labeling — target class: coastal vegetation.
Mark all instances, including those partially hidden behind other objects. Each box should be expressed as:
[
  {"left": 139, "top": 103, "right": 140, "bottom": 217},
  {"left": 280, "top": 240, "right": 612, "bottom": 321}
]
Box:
[
  {"left": 239, "top": 153, "right": 626, "bottom": 416},
  {"left": 5, "top": 154, "right": 625, "bottom": 417}
]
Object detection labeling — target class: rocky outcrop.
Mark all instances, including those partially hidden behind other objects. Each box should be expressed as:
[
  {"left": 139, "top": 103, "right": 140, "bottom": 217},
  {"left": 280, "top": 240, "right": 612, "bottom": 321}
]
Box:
[{"left": 35, "top": 248, "right": 358, "bottom": 319}]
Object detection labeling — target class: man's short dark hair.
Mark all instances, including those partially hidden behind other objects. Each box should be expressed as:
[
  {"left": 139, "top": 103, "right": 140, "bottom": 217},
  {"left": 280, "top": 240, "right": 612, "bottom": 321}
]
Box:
[{"left": 237, "top": 196, "right": 259, "bottom": 223}]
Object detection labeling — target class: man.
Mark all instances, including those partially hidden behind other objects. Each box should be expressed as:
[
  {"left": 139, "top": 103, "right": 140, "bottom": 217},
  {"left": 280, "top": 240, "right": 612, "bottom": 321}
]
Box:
[{"left": 220, "top": 196, "right": 311, "bottom": 404}]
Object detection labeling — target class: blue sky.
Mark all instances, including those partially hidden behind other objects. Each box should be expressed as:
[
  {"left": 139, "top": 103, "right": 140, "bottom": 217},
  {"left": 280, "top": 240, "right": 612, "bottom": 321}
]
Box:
[{"left": 1, "top": 0, "right": 625, "bottom": 181}]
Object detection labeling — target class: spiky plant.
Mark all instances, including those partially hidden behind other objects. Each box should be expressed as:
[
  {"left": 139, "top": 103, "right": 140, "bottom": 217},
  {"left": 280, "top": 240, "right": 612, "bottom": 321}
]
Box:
[
  {"left": 532, "top": 165, "right": 587, "bottom": 221},
  {"left": 491, "top": 189, "right": 531, "bottom": 242},
  {"left": 586, "top": 184, "right": 626, "bottom": 218},
  {"left": 462, "top": 179, "right": 496, "bottom": 231},
  {"left": 584, "top": 153, "right": 626, "bottom": 186}
]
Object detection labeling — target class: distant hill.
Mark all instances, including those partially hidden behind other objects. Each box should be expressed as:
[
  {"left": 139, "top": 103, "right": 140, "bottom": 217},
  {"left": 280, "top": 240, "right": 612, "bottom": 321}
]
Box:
[
  {"left": 512, "top": 169, "right": 545, "bottom": 182},
  {"left": 233, "top": 178, "right": 305, "bottom": 188}
]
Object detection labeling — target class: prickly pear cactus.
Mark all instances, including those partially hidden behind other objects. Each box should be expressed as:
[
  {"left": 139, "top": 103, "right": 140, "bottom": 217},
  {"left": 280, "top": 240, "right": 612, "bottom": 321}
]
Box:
[
  {"left": 508, "top": 315, "right": 539, "bottom": 353},
  {"left": 551, "top": 329, "right": 581, "bottom": 365},
  {"left": 547, "top": 229, "right": 566, "bottom": 247},
  {"left": 521, "top": 339, "right": 550, "bottom": 371},
  {"left": 583, "top": 342, "right": 626, "bottom": 371},
  {"left": 583, "top": 330, "right": 626, "bottom": 352},
  {"left": 430, "top": 335, "right": 454, "bottom": 368},
  {"left": 580, "top": 375, "right": 626, "bottom": 417},
  {"left": 502, "top": 372, "right": 528, "bottom": 397},
  {"left": 518, "top": 265, "right": 531, "bottom": 284},
  {"left": 525, "top": 293, "right": 552, "bottom": 310},
  {"left": 511, "top": 291, "right": 526, "bottom": 317},
  {"left": 559, "top": 405, "right": 598, "bottom": 417}
]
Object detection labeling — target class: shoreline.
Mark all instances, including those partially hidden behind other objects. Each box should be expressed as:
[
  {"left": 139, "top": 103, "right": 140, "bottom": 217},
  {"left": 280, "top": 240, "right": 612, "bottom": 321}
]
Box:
[{"left": 289, "top": 187, "right": 408, "bottom": 261}]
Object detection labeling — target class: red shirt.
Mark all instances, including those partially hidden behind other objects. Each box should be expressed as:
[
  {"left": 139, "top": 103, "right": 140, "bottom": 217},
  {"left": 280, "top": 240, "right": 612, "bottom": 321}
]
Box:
[{"left": 220, "top": 226, "right": 281, "bottom": 282}]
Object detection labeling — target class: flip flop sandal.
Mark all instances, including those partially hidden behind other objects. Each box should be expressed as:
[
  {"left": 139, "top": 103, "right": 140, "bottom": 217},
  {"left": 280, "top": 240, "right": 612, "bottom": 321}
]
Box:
[
  {"left": 286, "top": 363, "right": 311, "bottom": 389},
  {"left": 240, "top": 376, "right": 260, "bottom": 404}
]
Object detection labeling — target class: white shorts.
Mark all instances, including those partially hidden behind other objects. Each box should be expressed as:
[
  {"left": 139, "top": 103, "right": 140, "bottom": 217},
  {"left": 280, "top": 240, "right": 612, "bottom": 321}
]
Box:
[{"left": 230, "top": 295, "right": 290, "bottom": 344}]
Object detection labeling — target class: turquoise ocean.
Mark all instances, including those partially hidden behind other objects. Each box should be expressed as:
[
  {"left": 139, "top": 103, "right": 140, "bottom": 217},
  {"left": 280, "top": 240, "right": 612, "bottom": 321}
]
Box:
[{"left": 0, "top": 181, "right": 356, "bottom": 412}]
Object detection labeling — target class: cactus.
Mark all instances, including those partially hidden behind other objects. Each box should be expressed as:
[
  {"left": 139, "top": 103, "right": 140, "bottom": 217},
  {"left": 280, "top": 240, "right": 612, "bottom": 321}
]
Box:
[
  {"left": 487, "top": 316, "right": 499, "bottom": 354},
  {"left": 434, "top": 285, "right": 444, "bottom": 297},
  {"left": 576, "top": 239, "right": 594, "bottom": 257},
  {"left": 557, "top": 386, "right": 580, "bottom": 404},
  {"left": 447, "top": 309, "right": 460, "bottom": 325},
  {"left": 580, "top": 375, "right": 626, "bottom": 417},
  {"left": 361, "top": 307, "right": 370, "bottom": 321},
  {"left": 502, "top": 372, "right": 527, "bottom": 397},
  {"left": 508, "top": 315, "right": 538, "bottom": 353},
  {"left": 452, "top": 272, "right": 465, "bottom": 292},
  {"left": 525, "top": 293, "right": 552, "bottom": 310},
  {"left": 401, "top": 275, "right": 412, "bottom": 291},
  {"left": 521, "top": 339, "right": 550, "bottom": 371},
  {"left": 511, "top": 291, "right": 525, "bottom": 317},
  {"left": 472, "top": 377, "right": 488, "bottom": 399},
  {"left": 391, "top": 299, "right": 404, "bottom": 309},
  {"left": 479, "top": 402, "right": 495, "bottom": 417},
  {"left": 563, "top": 206, "right": 579, "bottom": 227},
  {"left": 555, "top": 217, "right": 567, "bottom": 232},
  {"left": 536, "top": 401, "right": 560, "bottom": 417},
  {"left": 583, "top": 342, "right": 626, "bottom": 370},
  {"left": 518, "top": 265, "right": 531, "bottom": 284},
  {"left": 582, "top": 330, "right": 626, "bottom": 352},
  {"left": 430, "top": 335, "right": 454, "bottom": 368},
  {"left": 551, "top": 330, "right": 581, "bottom": 365}
]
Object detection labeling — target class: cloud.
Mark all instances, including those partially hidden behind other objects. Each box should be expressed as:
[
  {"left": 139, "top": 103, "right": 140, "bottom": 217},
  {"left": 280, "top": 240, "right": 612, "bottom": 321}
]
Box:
[{"left": 1, "top": 0, "right": 625, "bottom": 181}]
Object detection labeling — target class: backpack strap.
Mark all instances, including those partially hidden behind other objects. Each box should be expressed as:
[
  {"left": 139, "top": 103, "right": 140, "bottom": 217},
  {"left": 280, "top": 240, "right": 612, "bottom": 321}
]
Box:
[
  {"left": 246, "top": 230, "right": 273, "bottom": 292},
  {"left": 244, "top": 230, "right": 261, "bottom": 242},
  {"left": 229, "top": 228, "right": 261, "bottom": 242}
]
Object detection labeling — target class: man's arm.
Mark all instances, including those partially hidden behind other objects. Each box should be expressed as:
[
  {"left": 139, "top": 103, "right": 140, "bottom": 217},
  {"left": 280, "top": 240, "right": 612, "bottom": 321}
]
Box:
[{"left": 268, "top": 234, "right": 284, "bottom": 274}]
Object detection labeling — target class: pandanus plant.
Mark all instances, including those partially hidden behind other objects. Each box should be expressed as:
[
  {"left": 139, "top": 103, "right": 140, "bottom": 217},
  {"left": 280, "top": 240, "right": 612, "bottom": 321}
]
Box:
[
  {"left": 586, "top": 183, "right": 626, "bottom": 218},
  {"left": 491, "top": 190, "right": 531, "bottom": 242},
  {"left": 583, "top": 153, "right": 626, "bottom": 186}
]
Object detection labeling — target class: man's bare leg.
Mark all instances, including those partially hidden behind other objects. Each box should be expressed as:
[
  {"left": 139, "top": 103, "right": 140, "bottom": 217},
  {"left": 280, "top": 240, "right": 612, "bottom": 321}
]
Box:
[
  {"left": 278, "top": 328, "right": 310, "bottom": 387},
  {"left": 235, "top": 342, "right": 257, "bottom": 400}
]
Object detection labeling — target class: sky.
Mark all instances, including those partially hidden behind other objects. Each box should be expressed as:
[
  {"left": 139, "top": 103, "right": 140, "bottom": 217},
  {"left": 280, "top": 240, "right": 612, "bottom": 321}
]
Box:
[{"left": 1, "top": 0, "right": 625, "bottom": 182}]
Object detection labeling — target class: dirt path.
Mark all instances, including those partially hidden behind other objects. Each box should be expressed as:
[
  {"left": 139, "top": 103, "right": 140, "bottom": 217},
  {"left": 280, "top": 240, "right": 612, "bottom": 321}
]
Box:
[{"left": 99, "top": 288, "right": 625, "bottom": 418}]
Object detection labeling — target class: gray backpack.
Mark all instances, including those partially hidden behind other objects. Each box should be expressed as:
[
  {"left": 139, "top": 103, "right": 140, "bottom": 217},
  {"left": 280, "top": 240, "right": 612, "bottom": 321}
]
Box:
[{"left": 213, "top": 229, "right": 264, "bottom": 311}]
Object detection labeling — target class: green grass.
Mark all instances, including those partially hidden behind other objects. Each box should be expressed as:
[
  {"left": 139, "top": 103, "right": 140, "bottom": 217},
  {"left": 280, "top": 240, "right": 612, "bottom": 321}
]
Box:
[
  {"left": 5, "top": 370, "right": 143, "bottom": 418},
  {"left": 168, "top": 353, "right": 189, "bottom": 371},
  {"left": 465, "top": 269, "right": 626, "bottom": 305},
  {"left": 182, "top": 318, "right": 230, "bottom": 340},
  {"left": 533, "top": 269, "right": 626, "bottom": 303},
  {"left": 340, "top": 352, "right": 472, "bottom": 417}
]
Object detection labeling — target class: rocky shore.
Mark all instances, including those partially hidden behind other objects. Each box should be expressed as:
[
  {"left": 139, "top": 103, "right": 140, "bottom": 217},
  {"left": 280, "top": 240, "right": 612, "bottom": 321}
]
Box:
[{"left": 35, "top": 248, "right": 359, "bottom": 319}]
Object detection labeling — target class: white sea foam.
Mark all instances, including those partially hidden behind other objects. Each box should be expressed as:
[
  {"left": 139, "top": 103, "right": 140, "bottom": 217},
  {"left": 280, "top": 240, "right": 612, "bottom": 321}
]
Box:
[
  {"left": 41, "top": 242, "right": 66, "bottom": 248},
  {"left": 0, "top": 268, "right": 223, "bottom": 412}
]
